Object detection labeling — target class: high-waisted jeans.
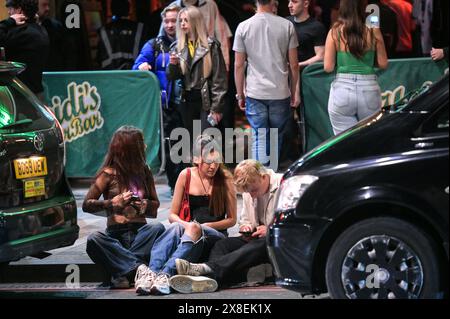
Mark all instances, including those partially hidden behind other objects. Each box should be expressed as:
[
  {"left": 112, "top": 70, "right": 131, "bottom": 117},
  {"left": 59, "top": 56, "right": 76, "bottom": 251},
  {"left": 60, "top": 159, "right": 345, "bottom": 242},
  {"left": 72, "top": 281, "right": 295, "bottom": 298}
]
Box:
[{"left": 328, "top": 74, "right": 382, "bottom": 135}]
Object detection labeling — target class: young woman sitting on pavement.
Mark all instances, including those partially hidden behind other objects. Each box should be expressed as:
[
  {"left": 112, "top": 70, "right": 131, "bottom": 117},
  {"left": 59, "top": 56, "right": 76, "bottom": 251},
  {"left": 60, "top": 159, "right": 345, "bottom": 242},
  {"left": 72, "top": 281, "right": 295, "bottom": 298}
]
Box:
[
  {"left": 134, "top": 135, "right": 237, "bottom": 295},
  {"left": 83, "top": 126, "right": 165, "bottom": 289}
]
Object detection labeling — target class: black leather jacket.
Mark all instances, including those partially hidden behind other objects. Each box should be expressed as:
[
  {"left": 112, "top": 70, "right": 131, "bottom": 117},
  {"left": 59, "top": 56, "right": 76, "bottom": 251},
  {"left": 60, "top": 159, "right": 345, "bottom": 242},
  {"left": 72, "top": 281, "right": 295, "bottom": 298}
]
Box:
[{"left": 167, "top": 38, "right": 228, "bottom": 113}]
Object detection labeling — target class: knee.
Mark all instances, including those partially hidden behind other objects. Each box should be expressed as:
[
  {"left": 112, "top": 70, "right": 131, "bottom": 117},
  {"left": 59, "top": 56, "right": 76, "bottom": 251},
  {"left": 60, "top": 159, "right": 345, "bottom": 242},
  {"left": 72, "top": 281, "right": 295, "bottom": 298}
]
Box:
[
  {"left": 87, "top": 231, "right": 103, "bottom": 245},
  {"left": 86, "top": 231, "right": 104, "bottom": 252},
  {"left": 184, "top": 222, "right": 202, "bottom": 241}
]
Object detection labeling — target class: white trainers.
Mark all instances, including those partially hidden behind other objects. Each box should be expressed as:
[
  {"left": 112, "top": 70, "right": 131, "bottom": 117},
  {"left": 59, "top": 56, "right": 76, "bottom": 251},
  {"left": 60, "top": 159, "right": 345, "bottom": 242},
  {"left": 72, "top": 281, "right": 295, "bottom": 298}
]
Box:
[
  {"left": 170, "top": 275, "right": 218, "bottom": 294},
  {"left": 110, "top": 276, "right": 130, "bottom": 289},
  {"left": 175, "top": 258, "right": 213, "bottom": 276},
  {"left": 134, "top": 264, "right": 155, "bottom": 295},
  {"left": 150, "top": 272, "right": 171, "bottom": 295}
]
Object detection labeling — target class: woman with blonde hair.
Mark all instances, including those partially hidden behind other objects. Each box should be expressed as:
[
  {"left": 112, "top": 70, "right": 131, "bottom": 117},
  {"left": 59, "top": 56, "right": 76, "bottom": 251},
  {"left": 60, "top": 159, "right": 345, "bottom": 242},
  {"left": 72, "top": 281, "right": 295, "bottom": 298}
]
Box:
[
  {"left": 324, "top": 0, "right": 388, "bottom": 135},
  {"left": 167, "top": 5, "right": 228, "bottom": 142}
]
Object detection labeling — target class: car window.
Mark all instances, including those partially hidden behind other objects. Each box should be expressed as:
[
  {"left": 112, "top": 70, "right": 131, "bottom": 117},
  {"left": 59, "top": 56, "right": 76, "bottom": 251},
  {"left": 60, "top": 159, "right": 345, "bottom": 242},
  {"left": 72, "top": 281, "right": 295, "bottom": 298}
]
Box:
[
  {"left": 0, "top": 86, "right": 15, "bottom": 127},
  {"left": 422, "top": 103, "right": 449, "bottom": 136},
  {"left": 0, "top": 82, "right": 52, "bottom": 132}
]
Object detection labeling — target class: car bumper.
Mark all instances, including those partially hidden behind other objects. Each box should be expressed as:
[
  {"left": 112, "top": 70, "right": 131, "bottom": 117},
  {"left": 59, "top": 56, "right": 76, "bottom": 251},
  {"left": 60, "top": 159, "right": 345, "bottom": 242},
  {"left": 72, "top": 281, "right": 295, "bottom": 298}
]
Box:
[
  {"left": 267, "top": 215, "right": 330, "bottom": 294},
  {"left": 0, "top": 196, "right": 79, "bottom": 263}
]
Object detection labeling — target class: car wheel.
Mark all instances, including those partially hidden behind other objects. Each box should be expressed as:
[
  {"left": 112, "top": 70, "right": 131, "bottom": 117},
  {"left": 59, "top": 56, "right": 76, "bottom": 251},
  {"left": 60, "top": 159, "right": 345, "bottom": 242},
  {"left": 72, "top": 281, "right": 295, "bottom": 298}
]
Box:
[{"left": 325, "top": 217, "right": 442, "bottom": 299}]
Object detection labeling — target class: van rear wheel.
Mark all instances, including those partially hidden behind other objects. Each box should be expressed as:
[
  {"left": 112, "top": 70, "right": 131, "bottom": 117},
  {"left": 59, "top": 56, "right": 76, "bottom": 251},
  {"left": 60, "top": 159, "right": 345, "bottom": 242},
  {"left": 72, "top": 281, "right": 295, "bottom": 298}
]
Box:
[{"left": 325, "top": 217, "right": 442, "bottom": 299}]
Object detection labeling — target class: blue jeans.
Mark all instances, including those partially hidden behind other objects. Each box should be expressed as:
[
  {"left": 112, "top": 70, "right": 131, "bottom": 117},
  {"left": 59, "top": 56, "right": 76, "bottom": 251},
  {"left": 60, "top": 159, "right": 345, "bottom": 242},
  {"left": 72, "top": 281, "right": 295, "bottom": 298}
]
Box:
[
  {"left": 245, "top": 97, "right": 291, "bottom": 167},
  {"left": 86, "top": 222, "right": 165, "bottom": 279},
  {"left": 149, "top": 222, "right": 226, "bottom": 276},
  {"left": 328, "top": 74, "right": 382, "bottom": 135}
]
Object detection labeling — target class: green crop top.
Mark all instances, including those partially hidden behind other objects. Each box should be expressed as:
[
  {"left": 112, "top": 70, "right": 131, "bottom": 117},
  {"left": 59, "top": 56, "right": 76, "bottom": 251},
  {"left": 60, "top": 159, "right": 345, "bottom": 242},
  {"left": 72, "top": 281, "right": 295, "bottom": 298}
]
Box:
[{"left": 336, "top": 29, "right": 376, "bottom": 75}]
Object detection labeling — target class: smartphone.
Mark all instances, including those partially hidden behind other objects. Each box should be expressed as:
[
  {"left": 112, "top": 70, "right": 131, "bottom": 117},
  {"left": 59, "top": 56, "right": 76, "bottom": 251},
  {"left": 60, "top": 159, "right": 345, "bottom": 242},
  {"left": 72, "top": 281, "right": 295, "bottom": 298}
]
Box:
[
  {"left": 130, "top": 195, "right": 140, "bottom": 202},
  {"left": 239, "top": 231, "right": 253, "bottom": 237},
  {"left": 207, "top": 113, "right": 217, "bottom": 127},
  {"left": 369, "top": 15, "right": 380, "bottom": 28}
]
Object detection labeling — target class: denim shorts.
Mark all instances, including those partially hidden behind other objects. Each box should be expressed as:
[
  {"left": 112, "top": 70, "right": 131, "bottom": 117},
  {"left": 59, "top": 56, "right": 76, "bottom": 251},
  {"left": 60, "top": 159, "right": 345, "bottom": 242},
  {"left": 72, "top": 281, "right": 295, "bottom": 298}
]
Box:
[{"left": 328, "top": 73, "right": 382, "bottom": 135}]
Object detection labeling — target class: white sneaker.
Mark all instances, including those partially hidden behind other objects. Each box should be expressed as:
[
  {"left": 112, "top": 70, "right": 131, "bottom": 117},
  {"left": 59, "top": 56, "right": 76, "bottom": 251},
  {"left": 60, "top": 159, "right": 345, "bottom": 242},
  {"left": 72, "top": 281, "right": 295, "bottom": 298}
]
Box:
[
  {"left": 110, "top": 276, "right": 130, "bottom": 289},
  {"left": 175, "top": 258, "right": 212, "bottom": 276},
  {"left": 150, "top": 272, "right": 171, "bottom": 295},
  {"left": 134, "top": 264, "right": 155, "bottom": 295},
  {"left": 170, "top": 275, "right": 218, "bottom": 294}
]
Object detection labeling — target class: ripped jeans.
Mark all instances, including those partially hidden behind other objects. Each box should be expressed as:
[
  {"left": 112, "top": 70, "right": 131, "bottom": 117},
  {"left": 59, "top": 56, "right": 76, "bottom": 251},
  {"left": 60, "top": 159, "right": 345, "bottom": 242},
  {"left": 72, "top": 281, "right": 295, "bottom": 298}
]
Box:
[{"left": 148, "top": 222, "right": 226, "bottom": 276}]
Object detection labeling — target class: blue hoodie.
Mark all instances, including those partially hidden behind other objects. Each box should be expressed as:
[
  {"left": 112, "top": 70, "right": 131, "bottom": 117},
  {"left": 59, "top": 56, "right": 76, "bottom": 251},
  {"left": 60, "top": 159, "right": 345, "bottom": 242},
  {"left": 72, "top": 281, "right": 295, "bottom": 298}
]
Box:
[{"left": 133, "top": 30, "right": 179, "bottom": 107}]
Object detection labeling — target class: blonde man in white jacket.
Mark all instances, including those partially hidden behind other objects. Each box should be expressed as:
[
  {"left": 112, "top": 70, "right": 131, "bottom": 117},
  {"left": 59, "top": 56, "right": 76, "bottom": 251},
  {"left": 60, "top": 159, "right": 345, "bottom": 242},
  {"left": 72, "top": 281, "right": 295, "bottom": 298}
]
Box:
[{"left": 169, "top": 160, "right": 282, "bottom": 293}]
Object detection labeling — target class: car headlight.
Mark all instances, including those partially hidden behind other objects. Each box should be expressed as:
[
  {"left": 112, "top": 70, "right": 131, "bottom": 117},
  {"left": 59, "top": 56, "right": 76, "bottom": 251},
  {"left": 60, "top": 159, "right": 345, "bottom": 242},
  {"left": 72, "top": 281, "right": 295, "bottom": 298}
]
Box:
[{"left": 275, "top": 175, "right": 318, "bottom": 212}]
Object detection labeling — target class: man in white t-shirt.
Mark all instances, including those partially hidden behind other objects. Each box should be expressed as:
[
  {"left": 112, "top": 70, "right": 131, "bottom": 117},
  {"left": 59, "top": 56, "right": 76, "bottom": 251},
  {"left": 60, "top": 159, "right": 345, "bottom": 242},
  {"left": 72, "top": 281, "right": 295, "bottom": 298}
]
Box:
[{"left": 233, "top": 0, "right": 300, "bottom": 169}]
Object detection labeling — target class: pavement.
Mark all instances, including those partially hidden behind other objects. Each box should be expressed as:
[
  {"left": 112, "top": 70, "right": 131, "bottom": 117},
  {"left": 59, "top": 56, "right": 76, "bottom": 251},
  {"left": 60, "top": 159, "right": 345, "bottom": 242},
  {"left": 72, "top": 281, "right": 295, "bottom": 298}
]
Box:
[{"left": 1, "top": 173, "right": 328, "bottom": 299}]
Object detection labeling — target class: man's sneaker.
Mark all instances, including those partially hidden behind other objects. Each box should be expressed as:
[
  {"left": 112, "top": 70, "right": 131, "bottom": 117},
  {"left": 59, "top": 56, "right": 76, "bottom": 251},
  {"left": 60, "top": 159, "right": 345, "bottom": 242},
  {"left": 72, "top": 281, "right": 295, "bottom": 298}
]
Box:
[
  {"left": 175, "top": 258, "right": 213, "bottom": 276},
  {"left": 110, "top": 276, "right": 130, "bottom": 289},
  {"left": 134, "top": 264, "right": 155, "bottom": 295},
  {"left": 170, "top": 275, "right": 218, "bottom": 294},
  {"left": 150, "top": 272, "right": 171, "bottom": 295}
]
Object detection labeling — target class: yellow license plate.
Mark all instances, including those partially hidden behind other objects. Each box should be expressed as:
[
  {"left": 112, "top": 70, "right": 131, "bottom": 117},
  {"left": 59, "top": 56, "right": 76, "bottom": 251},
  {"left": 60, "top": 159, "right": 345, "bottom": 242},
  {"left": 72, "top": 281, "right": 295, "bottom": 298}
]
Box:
[
  {"left": 24, "top": 178, "right": 46, "bottom": 198},
  {"left": 14, "top": 156, "right": 48, "bottom": 179}
]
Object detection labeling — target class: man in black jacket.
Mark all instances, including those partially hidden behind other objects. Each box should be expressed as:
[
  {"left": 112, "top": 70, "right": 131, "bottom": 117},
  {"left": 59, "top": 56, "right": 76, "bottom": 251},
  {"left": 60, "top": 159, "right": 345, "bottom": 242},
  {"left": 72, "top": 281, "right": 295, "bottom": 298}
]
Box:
[
  {"left": 37, "top": 0, "right": 66, "bottom": 71},
  {"left": 0, "top": 0, "right": 49, "bottom": 99}
]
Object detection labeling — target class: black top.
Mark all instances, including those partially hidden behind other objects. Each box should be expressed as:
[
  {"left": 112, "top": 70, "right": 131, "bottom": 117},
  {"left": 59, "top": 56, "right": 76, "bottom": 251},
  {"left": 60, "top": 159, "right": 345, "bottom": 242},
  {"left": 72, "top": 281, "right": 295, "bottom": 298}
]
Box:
[
  {"left": 0, "top": 18, "right": 49, "bottom": 94},
  {"left": 189, "top": 194, "right": 227, "bottom": 235},
  {"left": 286, "top": 16, "right": 327, "bottom": 65}
]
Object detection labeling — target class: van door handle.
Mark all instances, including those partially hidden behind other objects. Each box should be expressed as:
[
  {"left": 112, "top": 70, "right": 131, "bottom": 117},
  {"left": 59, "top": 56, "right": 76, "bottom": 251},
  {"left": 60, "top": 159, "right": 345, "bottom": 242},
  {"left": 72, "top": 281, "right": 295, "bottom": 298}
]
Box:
[{"left": 415, "top": 142, "right": 434, "bottom": 149}]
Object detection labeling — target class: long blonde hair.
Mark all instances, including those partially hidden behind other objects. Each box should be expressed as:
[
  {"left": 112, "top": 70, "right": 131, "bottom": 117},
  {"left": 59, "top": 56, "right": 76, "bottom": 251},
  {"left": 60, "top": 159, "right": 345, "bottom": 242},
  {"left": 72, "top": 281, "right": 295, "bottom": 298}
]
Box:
[{"left": 176, "top": 6, "right": 212, "bottom": 78}]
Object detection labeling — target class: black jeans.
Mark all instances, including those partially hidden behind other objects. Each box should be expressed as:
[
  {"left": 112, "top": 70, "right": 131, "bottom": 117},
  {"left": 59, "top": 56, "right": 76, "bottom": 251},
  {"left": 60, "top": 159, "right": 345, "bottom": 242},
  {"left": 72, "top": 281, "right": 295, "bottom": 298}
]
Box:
[
  {"left": 206, "top": 236, "right": 269, "bottom": 286},
  {"left": 86, "top": 222, "right": 165, "bottom": 279},
  {"left": 180, "top": 90, "right": 225, "bottom": 146},
  {"left": 163, "top": 102, "right": 185, "bottom": 190}
]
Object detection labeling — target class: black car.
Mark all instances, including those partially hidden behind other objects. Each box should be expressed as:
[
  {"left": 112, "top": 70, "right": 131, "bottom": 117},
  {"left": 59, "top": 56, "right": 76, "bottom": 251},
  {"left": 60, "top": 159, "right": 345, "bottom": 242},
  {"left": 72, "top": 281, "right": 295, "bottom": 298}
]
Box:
[
  {"left": 268, "top": 74, "right": 449, "bottom": 299},
  {"left": 0, "top": 62, "right": 78, "bottom": 269}
]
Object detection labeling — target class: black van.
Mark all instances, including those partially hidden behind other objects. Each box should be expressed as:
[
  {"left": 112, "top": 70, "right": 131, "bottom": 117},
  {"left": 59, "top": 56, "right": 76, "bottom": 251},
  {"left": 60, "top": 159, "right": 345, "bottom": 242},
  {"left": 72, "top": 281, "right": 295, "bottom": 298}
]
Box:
[{"left": 268, "top": 74, "right": 449, "bottom": 299}]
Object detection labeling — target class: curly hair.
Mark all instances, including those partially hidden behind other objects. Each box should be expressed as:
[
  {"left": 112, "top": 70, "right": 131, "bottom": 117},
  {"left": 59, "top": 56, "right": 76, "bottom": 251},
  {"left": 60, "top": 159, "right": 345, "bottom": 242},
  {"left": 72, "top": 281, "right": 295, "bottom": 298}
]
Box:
[{"left": 6, "top": 0, "right": 38, "bottom": 20}]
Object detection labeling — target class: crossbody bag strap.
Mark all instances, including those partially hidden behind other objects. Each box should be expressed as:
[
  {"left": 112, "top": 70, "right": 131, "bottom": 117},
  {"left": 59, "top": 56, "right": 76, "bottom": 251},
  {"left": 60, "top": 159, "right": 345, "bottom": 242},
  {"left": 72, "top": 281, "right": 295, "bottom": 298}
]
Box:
[{"left": 184, "top": 168, "right": 191, "bottom": 202}]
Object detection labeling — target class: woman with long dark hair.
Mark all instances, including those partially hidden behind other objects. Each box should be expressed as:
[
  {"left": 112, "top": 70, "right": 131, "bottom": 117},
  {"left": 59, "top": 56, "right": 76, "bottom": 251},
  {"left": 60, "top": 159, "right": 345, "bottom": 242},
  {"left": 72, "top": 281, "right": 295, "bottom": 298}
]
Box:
[
  {"left": 134, "top": 135, "right": 237, "bottom": 296},
  {"left": 83, "top": 126, "right": 165, "bottom": 288},
  {"left": 324, "top": 0, "right": 388, "bottom": 135}
]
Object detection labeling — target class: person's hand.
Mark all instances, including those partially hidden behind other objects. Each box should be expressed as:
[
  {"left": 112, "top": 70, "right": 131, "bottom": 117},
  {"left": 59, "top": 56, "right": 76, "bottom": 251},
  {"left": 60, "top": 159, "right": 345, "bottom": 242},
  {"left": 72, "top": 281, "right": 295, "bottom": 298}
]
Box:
[
  {"left": 251, "top": 225, "right": 267, "bottom": 238},
  {"left": 290, "top": 93, "right": 301, "bottom": 109},
  {"left": 210, "top": 111, "right": 223, "bottom": 124},
  {"left": 169, "top": 52, "right": 179, "bottom": 65},
  {"left": 111, "top": 191, "right": 133, "bottom": 208},
  {"left": 138, "top": 62, "right": 152, "bottom": 71},
  {"left": 238, "top": 98, "right": 246, "bottom": 111},
  {"left": 11, "top": 14, "right": 26, "bottom": 25},
  {"left": 431, "top": 48, "right": 445, "bottom": 61}
]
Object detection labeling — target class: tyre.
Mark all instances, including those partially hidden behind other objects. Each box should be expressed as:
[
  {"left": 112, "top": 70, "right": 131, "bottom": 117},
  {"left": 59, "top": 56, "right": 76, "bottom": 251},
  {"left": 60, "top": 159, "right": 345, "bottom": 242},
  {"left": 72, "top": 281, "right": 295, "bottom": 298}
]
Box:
[{"left": 325, "top": 217, "right": 443, "bottom": 299}]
